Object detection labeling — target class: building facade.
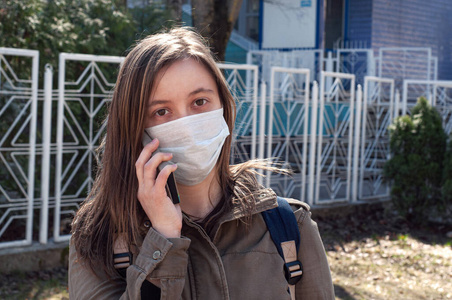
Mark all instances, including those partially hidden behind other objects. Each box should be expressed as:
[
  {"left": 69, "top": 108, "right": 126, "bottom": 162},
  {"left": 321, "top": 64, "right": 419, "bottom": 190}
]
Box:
[{"left": 230, "top": 0, "right": 451, "bottom": 80}]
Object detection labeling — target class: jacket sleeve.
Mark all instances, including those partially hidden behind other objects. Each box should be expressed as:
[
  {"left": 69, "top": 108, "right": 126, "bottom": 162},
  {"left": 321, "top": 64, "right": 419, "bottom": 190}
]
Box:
[
  {"left": 292, "top": 202, "right": 335, "bottom": 300},
  {"left": 68, "top": 227, "right": 191, "bottom": 300}
]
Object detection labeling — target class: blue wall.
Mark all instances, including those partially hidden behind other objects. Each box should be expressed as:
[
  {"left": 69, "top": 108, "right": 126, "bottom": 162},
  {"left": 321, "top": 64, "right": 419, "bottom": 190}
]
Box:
[
  {"left": 347, "top": 0, "right": 372, "bottom": 47},
  {"left": 347, "top": 0, "right": 452, "bottom": 80}
]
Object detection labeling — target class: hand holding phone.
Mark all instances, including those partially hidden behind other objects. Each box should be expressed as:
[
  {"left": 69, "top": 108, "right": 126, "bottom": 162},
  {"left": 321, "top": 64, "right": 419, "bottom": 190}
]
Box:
[
  {"left": 136, "top": 135, "right": 182, "bottom": 238},
  {"left": 164, "top": 171, "right": 180, "bottom": 204},
  {"left": 143, "top": 132, "right": 180, "bottom": 204}
]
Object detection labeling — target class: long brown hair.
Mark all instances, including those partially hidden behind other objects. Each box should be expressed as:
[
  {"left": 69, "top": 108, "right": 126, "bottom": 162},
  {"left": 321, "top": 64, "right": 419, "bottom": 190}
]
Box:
[{"left": 71, "top": 27, "right": 251, "bottom": 275}]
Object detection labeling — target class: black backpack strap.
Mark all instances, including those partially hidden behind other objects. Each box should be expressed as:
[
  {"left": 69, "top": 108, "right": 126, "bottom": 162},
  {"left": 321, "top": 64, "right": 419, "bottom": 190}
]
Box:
[
  {"left": 114, "top": 236, "right": 161, "bottom": 299},
  {"left": 261, "top": 196, "right": 303, "bottom": 295}
]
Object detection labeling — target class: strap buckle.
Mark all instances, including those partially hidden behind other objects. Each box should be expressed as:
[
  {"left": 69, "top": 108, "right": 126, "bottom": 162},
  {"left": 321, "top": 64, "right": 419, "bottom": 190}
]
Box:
[
  {"left": 284, "top": 260, "right": 303, "bottom": 285},
  {"left": 114, "top": 252, "right": 132, "bottom": 269}
]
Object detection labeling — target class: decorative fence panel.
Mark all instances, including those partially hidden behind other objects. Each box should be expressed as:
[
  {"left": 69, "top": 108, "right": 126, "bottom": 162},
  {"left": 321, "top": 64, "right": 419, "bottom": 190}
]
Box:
[
  {"left": 247, "top": 50, "right": 323, "bottom": 84},
  {"left": 54, "top": 53, "right": 124, "bottom": 242},
  {"left": 217, "top": 64, "right": 260, "bottom": 164},
  {"left": 0, "top": 48, "right": 39, "bottom": 248},
  {"left": 402, "top": 80, "right": 452, "bottom": 134},
  {"left": 358, "top": 76, "right": 394, "bottom": 201},
  {"left": 316, "top": 71, "right": 356, "bottom": 204},
  {"left": 266, "top": 67, "right": 311, "bottom": 202},
  {"left": 378, "top": 48, "right": 437, "bottom": 92},
  {"left": 336, "top": 49, "right": 375, "bottom": 86}
]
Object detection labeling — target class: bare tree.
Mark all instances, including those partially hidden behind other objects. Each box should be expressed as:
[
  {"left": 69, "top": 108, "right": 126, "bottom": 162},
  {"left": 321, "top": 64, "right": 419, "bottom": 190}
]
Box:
[
  {"left": 191, "top": 0, "right": 243, "bottom": 61},
  {"left": 166, "top": 0, "right": 182, "bottom": 23}
]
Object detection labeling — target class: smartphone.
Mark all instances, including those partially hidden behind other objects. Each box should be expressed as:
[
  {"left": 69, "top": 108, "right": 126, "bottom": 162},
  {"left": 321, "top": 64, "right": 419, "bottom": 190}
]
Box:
[{"left": 142, "top": 132, "right": 180, "bottom": 204}]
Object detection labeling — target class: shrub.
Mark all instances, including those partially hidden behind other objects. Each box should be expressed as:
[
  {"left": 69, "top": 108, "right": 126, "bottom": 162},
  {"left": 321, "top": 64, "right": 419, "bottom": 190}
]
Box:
[
  {"left": 384, "top": 97, "right": 447, "bottom": 224},
  {"left": 441, "top": 138, "right": 452, "bottom": 213},
  {"left": 0, "top": 0, "right": 171, "bottom": 84}
]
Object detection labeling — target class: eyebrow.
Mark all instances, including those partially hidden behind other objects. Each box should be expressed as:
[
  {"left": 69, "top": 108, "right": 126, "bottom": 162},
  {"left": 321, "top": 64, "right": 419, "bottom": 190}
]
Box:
[
  {"left": 188, "top": 87, "right": 215, "bottom": 96},
  {"left": 147, "top": 99, "right": 171, "bottom": 108},
  {"left": 148, "top": 87, "right": 215, "bottom": 107}
]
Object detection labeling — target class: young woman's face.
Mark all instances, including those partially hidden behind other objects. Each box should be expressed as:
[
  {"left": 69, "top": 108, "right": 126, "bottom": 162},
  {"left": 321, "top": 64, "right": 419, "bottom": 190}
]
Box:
[{"left": 145, "top": 58, "right": 222, "bottom": 128}]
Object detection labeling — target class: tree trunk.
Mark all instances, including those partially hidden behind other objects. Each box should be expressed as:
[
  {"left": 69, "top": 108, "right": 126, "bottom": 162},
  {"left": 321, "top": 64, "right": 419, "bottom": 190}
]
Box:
[
  {"left": 191, "top": 0, "right": 243, "bottom": 62},
  {"left": 119, "top": 0, "right": 128, "bottom": 10},
  {"left": 166, "top": 0, "right": 182, "bottom": 23}
]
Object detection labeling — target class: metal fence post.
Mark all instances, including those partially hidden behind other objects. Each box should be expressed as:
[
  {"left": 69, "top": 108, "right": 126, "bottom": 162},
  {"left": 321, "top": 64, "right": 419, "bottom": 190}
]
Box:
[
  {"left": 27, "top": 51, "right": 39, "bottom": 246},
  {"left": 39, "top": 64, "right": 53, "bottom": 244},
  {"left": 266, "top": 70, "right": 276, "bottom": 188},
  {"left": 394, "top": 89, "right": 400, "bottom": 119},
  {"left": 307, "top": 81, "right": 318, "bottom": 206},
  {"left": 367, "top": 50, "right": 375, "bottom": 77},
  {"left": 258, "top": 81, "right": 267, "bottom": 161},
  {"left": 258, "top": 81, "right": 267, "bottom": 186},
  {"left": 402, "top": 80, "right": 408, "bottom": 115},
  {"left": 325, "top": 51, "right": 333, "bottom": 91},
  {"left": 352, "top": 84, "right": 362, "bottom": 202},
  {"left": 315, "top": 73, "right": 325, "bottom": 204},
  {"left": 54, "top": 54, "right": 66, "bottom": 242}
]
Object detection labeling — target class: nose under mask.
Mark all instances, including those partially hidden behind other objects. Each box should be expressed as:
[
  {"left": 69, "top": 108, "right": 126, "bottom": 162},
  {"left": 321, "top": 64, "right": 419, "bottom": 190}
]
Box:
[{"left": 143, "top": 108, "right": 230, "bottom": 186}]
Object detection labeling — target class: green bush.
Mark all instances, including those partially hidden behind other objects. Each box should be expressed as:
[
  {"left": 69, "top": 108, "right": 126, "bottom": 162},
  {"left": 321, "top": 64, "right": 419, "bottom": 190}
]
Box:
[
  {"left": 0, "top": 0, "right": 173, "bottom": 84},
  {"left": 384, "top": 97, "right": 447, "bottom": 224},
  {"left": 441, "top": 138, "right": 452, "bottom": 210}
]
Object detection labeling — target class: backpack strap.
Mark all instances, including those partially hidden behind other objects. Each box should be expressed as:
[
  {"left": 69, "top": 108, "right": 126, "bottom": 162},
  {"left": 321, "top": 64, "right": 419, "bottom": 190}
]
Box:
[
  {"left": 114, "top": 235, "right": 161, "bottom": 299},
  {"left": 261, "top": 196, "right": 303, "bottom": 300},
  {"left": 113, "top": 234, "right": 132, "bottom": 277}
]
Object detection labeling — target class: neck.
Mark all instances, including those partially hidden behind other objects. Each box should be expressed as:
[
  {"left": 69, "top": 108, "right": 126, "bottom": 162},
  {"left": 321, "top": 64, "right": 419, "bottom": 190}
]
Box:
[{"left": 177, "top": 167, "right": 222, "bottom": 220}]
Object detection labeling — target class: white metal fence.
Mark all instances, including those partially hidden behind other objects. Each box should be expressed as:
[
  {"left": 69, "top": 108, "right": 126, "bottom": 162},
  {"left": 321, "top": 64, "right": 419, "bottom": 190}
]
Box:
[
  {"left": 265, "top": 67, "right": 311, "bottom": 202},
  {"left": 0, "top": 48, "right": 38, "bottom": 248},
  {"left": 378, "top": 48, "right": 437, "bottom": 92},
  {"left": 1, "top": 46, "right": 451, "bottom": 250},
  {"left": 53, "top": 53, "right": 125, "bottom": 243},
  {"left": 316, "top": 72, "right": 356, "bottom": 204},
  {"left": 358, "top": 77, "right": 394, "bottom": 201},
  {"left": 217, "top": 63, "right": 260, "bottom": 163}
]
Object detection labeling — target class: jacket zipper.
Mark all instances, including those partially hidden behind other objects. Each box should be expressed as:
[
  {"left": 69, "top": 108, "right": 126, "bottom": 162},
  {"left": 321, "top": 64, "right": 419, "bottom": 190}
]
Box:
[{"left": 184, "top": 218, "right": 230, "bottom": 300}]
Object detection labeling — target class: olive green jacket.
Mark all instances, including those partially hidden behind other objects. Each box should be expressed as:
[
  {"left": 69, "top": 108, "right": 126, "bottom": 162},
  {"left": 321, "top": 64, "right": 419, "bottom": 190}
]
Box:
[{"left": 68, "top": 188, "right": 334, "bottom": 299}]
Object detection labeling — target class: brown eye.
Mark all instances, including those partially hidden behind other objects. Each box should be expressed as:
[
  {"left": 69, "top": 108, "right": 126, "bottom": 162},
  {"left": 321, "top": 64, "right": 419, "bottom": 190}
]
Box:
[
  {"left": 156, "top": 109, "right": 168, "bottom": 116},
  {"left": 194, "top": 98, "right": 207, "bottom": 106}
]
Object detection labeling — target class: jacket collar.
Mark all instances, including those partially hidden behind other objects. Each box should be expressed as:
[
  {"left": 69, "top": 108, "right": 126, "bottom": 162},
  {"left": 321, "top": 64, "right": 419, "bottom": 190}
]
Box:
[
  {"left": 203, "top": 187, "right": 277, "bottom": 243},
  {"left": 181, "top": 187, "right": 278, "bottom": 241},
  {"left": 223, "top": 187, "right": 278, "bottom": 222}
]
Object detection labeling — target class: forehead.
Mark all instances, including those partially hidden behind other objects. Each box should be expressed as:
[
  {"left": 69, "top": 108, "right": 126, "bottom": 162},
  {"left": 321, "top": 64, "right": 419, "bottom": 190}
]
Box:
[{"left": 151, "top": 58, "right": 217, "bottom": 98}]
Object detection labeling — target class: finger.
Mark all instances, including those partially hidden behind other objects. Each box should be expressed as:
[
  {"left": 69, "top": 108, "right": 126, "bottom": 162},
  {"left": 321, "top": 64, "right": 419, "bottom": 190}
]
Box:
[
  {"left": 143, "top": 152, "right": 173, "bottom": 184},
  {"left": 135, "top": 138, "right": 159, "bottom": 183},
  {"left": 154, "top": 164, "right": 178, "bottom": 192}
]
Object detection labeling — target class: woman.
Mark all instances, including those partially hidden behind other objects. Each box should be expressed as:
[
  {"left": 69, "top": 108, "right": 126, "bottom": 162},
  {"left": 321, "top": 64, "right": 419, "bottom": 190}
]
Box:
[{"left": 69, "top": 27, "right": 334, "bottom": 299}]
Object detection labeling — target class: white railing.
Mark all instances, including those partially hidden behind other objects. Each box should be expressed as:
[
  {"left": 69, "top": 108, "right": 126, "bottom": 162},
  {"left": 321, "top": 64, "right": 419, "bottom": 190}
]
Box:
[
  {"left": 0, "top": 48, "right": 39, "bottom": 248},
  {"left": 333, "top": 38, "right": 369, "bottom": 50},
  {"left": 265, "top": 67, "right": 311, "bottom": 202},
  {"left": 1, "top": 46, "right": 451, "bottom": 251},
  {"left": 336, "top": 49, "right": 375, "bottom": 86},
  {"left": 378, "top": 48, "right": 437, "bottom": 91},
  {"left": 248, "top": 47, "right": 438, "bottom": 93},
  {"left": 54, "top": 53, "right": 125, "bottom": 243},
  {"left": 402, "top": 79, "right": 452, "bottom": 134},
  {"left": 316, "top": 71, "right": 356, "bottom": 204},
  {"left": 247, "top": 49, "right": 323, "bottom": 83},
  {"left": 217, "top": 63, "right": 260, "bottom": 162},
  {"left": 358, "top": 76, "right": 394, "bottom": 201}
]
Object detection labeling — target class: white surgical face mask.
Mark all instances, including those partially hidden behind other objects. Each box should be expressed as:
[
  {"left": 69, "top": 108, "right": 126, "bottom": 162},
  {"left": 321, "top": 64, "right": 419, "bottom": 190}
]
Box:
[{"left": 143, "top": 108, "right": 230, "bottom": 186}]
